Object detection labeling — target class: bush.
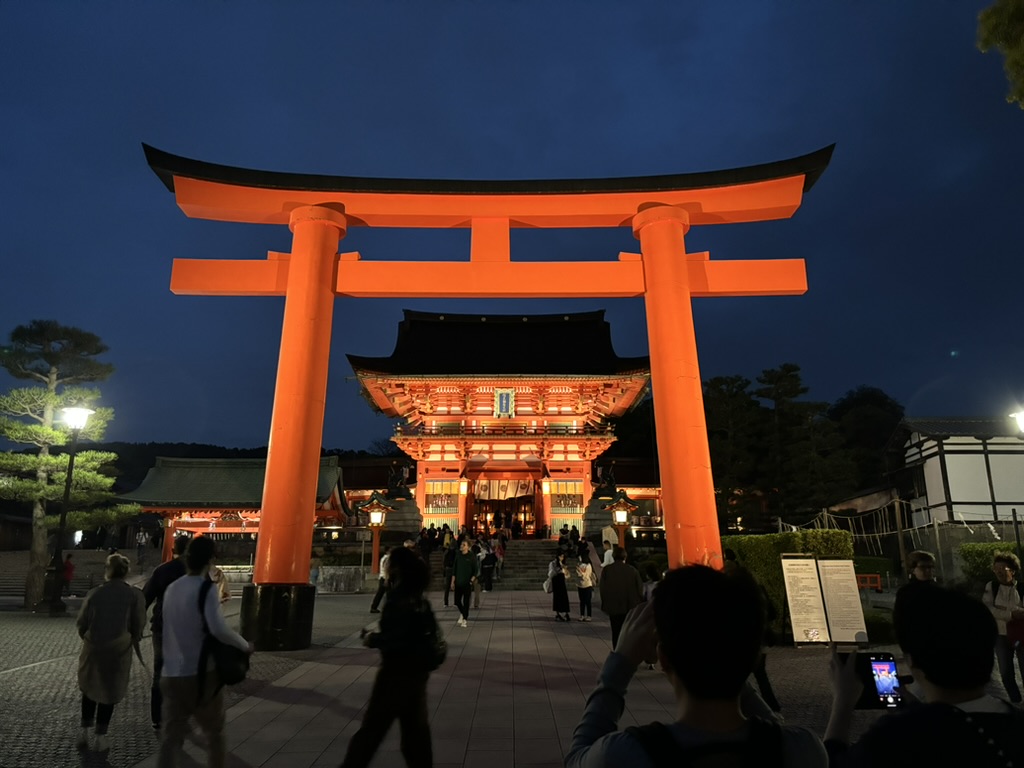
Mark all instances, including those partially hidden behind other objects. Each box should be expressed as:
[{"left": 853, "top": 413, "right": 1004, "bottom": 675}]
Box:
[
  {"left": 721, "top": 530, "right": 854, "bottom": 639},
  {"left": 958, "top": 542, "right": 1017, "bottom": 587}
]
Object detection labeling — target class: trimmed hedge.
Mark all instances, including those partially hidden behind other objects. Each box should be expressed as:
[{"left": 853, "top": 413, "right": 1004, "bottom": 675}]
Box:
[
  {"left": 722, "top": 530, "right": 854, "bottom": 637},
  {"left": 854, "top": 555, "right": 897, "bottom": 577}
]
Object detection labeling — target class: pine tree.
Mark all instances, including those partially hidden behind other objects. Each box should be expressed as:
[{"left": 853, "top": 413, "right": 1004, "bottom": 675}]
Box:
[{"left": 0, "top": 321, "right": 127, "bottom": 607}]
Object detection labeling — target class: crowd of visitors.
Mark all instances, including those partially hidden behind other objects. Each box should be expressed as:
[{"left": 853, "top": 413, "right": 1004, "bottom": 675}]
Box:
[{"left": 64, "top": 526, "right": 1024, "bottom": 768}]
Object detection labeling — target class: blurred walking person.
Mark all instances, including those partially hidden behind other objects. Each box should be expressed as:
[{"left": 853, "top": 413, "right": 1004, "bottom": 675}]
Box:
[
  {"left": 75, "top": 553, "right": 146, "bottom": 752},
  {"left": 144, "top": 535, "right": 189, "bottom": 735},
  {"left": 158, "top": 536, "right": 252, "bottom": 768},
  {"left": 340, "top": 547, "right": 441, "bottom": 768}
]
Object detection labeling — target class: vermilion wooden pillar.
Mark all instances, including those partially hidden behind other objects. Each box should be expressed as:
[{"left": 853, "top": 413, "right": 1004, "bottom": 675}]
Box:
[
  {"left": 634, "top": 206, "right": 718, "bottom": 567},
  {"left": 256, "top": 205, "right": 345, "bottom": 583},
  {"left": 241, "top": 205, "right": 345, "bottom": 650}
]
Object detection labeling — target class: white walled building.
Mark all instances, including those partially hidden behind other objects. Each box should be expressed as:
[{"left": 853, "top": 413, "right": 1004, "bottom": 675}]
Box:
[{"left": 904, "top": 419, "right": 1024, "bottom": 525}]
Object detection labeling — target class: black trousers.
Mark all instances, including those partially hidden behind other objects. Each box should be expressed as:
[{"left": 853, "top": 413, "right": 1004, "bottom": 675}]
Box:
[
  {"left": 341, "top": 664, "right": 432, "bottom": 768},
  {"left": 370, "top": 578, "right": 388, "bottom": 611},
  {"left": 609, "top": 613, "right": 626, "bottom": 648},
  {"left": 752, "top": 651, "right": 782, "bottom": 711},
  {"left": 995, "top": 635, "right": 1024, "bottom": 702},
  {"left": 81, "top": 695, "right": 114, "bottom": 735},
  {"left": 151, "top": 630, "right": 165, "bottom": 726},
  {"left": 454, "top": 584, "right": 471, "bottom": 621},
  {"left": 577, "top": 587, "right": 593, "bottom": 617},
  {"left": 443, "top": 568, "right": 453, "bottom": 606}
]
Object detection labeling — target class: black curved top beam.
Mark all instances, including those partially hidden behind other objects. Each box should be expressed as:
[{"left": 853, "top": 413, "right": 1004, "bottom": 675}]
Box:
[{"left": 143, "top": 143, "right": 834, "bottom": 197}]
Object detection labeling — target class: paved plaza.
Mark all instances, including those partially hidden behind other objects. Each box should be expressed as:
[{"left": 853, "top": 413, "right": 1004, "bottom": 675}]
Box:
[{"left": 3, "top": 583, "right": 1011, "bottom": 768}]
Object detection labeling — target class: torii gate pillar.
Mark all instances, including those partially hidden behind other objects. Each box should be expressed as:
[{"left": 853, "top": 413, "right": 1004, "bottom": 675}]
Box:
[
  {"left": 238, "top": 205, "right": 346, "bottom": 651},
  {"left": 634, "top": 206, "right": 719, "bottom": 564}
]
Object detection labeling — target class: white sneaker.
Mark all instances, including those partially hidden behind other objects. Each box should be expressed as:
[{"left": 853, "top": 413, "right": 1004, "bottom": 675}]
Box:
[
  {"left": 459, "top": 618, "right": 467, "bottom": 627},
  {"left": 95, "top": 734, "right": 109, "bottom": 752}
]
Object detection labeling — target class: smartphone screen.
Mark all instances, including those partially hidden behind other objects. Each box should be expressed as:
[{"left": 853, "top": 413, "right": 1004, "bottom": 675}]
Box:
[{"left": 868, "top": 656, "right": 901, "bottom": 708}]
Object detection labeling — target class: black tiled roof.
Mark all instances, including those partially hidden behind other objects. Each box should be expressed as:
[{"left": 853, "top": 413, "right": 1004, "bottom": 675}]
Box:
[
  {"left": 347, "top": 310, "right": 650, "bottom": 376},
  {"left": 119, "top": 456, "right": 341, "bottom": 507},
  {"left": 143, "top": 143, "right": 834, "bottom": 196},
  {"left": 903, "top": 419, "right": 1021, "bottom": 438}
]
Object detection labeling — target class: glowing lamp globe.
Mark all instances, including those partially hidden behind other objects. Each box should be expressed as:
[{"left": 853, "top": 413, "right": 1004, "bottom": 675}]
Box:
[{"left": 62, "top": 407, "right": 94, "bottom": 430}]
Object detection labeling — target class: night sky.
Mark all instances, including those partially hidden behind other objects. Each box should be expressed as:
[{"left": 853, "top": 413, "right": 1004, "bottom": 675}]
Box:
[{"left": 2, "top": 2, "right": 1021, "bottom": 451}]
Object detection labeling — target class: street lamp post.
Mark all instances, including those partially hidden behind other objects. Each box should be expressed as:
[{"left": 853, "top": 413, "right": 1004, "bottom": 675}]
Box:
[
  {"left": 46, "top": 407, "right": 93, "bottom": 615},
  {"left": 1009, "top": 412, "right": 1024, "bottom": 565},
  {"left": 367, "top": 505, "right": 388, "bottom": 575},
  {"left": 612, "top": 508, "right": 629, "bottom": 549}
]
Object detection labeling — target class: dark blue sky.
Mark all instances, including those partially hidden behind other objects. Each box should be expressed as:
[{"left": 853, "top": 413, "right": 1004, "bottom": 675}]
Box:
[{"left": 2, "top": 2, "right": 1022, "bottom": 450}]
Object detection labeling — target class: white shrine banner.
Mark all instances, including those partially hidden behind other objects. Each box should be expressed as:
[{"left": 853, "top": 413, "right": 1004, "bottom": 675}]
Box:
[{"left": 474, "top": 478, "right": 534, "bottom": 500}]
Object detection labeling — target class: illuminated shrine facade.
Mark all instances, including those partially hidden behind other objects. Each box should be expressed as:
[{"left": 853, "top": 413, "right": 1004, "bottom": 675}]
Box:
[{"left": 350, "top": 310, "right": 651, "bottom": 536}]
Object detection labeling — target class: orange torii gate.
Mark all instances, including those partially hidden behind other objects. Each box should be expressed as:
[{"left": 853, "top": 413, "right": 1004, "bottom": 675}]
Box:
[{"left": 144, "top": 143, "right": 833, "bottom": 649}]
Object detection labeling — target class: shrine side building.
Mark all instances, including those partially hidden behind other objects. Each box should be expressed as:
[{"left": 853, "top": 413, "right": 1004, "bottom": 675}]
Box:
[{"left": 349, "top": 310, "right": 652, "bottom": 537}]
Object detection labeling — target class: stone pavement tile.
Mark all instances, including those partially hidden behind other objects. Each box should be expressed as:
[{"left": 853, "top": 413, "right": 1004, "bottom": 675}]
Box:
[
  {"left": 466, "top": 737, "right": 515, "bottom": 752},
  {"left": 261, "top": 752, "right": 323, "bottom": 768},
  {"left": 513, "top": 718, "right": 559, "bottom": 740},
  {"left": 466, "top": 749, "right": 515, "bottom": 768},
  {"left": 511, "top": 738, "right": 564, "bottom": 764}
]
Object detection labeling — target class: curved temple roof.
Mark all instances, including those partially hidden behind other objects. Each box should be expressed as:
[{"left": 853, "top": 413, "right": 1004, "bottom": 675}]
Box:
[
  {"left": 347, "top": 309, "right": 650, "bottom": 377},
  {"left": 143, "top": 143, "right": 835, "bottom": 197}
]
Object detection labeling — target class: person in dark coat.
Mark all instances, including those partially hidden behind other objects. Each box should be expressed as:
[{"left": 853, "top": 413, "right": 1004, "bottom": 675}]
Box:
[
  {"left": 451, "top": 539, "right": 478, "bottom": 627},
  {"left": 442, "top": 542, "right": 457, "bottom": 608},
  {"left": 143, "top": 535, "right": 189, "bottom": 733},
  {"left": 549, "top": 550, "right": 572, "bottom": 621},
  {"left": 599, "top": 546, "right": 643, "bottom": 646},
  {"left": 341, "top": 546, "right": 439, "bottom": 768},
  {"left": 75, "top": 553, "right": 147, "bottom": 752}
]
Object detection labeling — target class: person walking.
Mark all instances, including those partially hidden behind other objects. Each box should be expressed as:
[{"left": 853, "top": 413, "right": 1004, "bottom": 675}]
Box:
[
  {"left": 549, "top": 550, "right": 572, "bottom": 622},
  {"left": 63, "top": 553, "right": 76, "bottom": 596},
  {"left": 157, "top": 536, "right": 252, "bottom": 768},
  {"left": 144, "top": 535, "right": 189, "bottom": 735},
  {"left": 75, "top": 553, "right": 147, "bottom": 753},
  {"left": 723, "top": 549, "right": 782, "bottom": 712},
  {"left": 451, "top": 539, "right": 478, "bottom": 627},
  {"left": 599, "top": 546, "right": 643, "bottom": 647},
  {"left": 340, "top": 546, "right": 440, "bottom": 768},
  {"left": 442, "top": 542, "right": 456, "bottom": 608},
  {"left": 983, "top": 551, "right": 1024, "bottom": 703},
  {"left": 370, "top": 550, "right": 391, "bottom": 614},
  {"left": 480, "top": 543, "right": 497, "bottom": 592},
  {"left": 576, "top": 556, "right": 595, "bottom": 621}
]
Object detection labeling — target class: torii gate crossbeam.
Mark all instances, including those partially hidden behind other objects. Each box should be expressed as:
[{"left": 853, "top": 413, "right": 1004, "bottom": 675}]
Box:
[{"left": 145, "top": 143, "right": 833, "bottom": 650}]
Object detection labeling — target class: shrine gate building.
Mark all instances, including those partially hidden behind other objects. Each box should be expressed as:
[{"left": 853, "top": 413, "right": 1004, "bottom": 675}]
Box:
[{"left": 349, "top": 309, "right": 651, "bottom": 537}]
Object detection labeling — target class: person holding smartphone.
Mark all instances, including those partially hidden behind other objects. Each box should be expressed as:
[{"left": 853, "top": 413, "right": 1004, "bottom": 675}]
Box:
[
  {"left": 825, "top": 585, "right": 1024, "bottom": 767},
  {"left": 565, "top": 566, "right": 827, "bottom": 767}
]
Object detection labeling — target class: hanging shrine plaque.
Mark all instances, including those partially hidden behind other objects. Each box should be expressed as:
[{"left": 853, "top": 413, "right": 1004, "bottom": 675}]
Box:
[{"left": 494, "top": 388, "right": 515, "bottom": 418}]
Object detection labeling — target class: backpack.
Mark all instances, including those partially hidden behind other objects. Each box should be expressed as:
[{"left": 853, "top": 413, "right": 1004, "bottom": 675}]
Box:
[{"left": 625, "top": 717, "right": 784, "bottom": 768}]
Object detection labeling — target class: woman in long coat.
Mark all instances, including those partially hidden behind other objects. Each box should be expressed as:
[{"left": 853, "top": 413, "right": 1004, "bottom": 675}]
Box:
[
  {"left": 549, "top": 550, "right": 572, "bottom": 622},
  {"left": 75, "top": 553, "right": 146, "bottom": 752}
]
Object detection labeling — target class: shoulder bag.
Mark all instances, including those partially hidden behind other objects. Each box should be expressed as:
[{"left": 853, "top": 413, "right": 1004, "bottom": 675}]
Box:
[{"left": 197, "top": 578, "right": 250, "bottom": 699}]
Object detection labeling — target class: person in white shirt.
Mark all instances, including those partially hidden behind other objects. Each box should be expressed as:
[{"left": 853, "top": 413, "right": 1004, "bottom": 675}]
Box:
[
  {"left": 982, "top": 551, "right": 1024, "bottom": 703},
  {"left": 602, "top": 540, "right": 615, "bottom": 567},
  {"left": 157, "top": 536, "right": 251, "bottom": 768}
]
